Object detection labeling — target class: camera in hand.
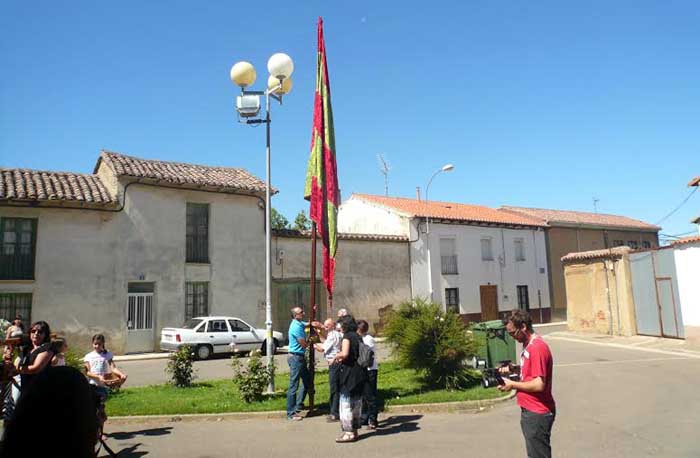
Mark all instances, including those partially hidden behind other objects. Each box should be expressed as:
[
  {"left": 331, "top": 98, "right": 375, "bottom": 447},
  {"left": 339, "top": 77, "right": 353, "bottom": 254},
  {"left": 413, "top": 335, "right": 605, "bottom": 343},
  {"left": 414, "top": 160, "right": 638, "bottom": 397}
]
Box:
[{"left": 481, "top": 360, "right": 521, "bottom": 388}]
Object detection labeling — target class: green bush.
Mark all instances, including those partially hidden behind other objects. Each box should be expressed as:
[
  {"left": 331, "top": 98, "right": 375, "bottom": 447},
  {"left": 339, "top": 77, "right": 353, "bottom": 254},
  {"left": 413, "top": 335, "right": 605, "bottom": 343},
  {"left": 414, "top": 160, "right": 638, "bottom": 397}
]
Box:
[
  {"left": 64, "top": 348, "right": 86, "bottom": 372},
  {"left": 231, "top": 350, "right": 273, "bottom": 403},
  {"left": 165, "top": 345, "right": 196, "bottom": 387},
  {"left": 384, "top": 298, "right": 479, "bottom": 390}
]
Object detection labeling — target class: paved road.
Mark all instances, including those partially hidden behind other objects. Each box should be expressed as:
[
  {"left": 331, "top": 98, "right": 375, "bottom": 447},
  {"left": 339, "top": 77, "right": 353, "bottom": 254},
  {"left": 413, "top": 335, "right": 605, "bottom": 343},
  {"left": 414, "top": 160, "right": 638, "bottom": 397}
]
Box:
[{"left": 102, "top": 336, "right": 700, "bottom": 457}]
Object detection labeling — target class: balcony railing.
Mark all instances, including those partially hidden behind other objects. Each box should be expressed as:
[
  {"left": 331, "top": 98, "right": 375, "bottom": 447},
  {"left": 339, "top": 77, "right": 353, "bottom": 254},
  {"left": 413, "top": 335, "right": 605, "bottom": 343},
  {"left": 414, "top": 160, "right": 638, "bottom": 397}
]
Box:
[{"left": 441, "top": 255, "right": 458, "bottom": 275}]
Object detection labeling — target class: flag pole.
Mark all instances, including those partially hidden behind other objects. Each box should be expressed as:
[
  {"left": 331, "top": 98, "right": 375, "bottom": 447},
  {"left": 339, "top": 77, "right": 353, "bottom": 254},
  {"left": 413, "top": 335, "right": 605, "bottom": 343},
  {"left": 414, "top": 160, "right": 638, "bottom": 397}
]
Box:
[{"left": 308, "top": 222, "right": 317, "bottom": 412}]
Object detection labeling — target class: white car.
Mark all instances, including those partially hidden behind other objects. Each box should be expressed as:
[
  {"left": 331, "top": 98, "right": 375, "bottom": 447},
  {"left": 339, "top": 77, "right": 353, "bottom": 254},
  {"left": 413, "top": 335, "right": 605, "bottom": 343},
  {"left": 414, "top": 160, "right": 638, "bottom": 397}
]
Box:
[{"left": 160, "top": 316, "right": 284, "bottom": 360}]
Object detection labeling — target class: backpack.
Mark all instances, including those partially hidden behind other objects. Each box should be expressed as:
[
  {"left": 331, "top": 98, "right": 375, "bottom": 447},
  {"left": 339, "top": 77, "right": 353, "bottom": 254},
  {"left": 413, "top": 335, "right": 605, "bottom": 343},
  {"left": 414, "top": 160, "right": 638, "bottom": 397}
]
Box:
[{"left": 357, "top": 340, "right": 375, "bottom": 369}]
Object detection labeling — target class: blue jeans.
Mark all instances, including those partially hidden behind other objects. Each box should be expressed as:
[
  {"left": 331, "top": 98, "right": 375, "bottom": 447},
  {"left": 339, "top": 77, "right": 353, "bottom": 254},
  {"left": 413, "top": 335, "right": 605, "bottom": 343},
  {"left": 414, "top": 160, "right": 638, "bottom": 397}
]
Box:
[{"left": 286, "top": 353, "right": 310, "bottom": 417}]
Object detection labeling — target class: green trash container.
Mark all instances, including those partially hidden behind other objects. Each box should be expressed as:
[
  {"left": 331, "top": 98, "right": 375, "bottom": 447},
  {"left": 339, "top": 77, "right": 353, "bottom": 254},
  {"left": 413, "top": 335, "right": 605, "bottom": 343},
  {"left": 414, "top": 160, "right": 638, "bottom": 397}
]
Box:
[{"left": 471, "top": 320, "right": 517, "bottom": 368}]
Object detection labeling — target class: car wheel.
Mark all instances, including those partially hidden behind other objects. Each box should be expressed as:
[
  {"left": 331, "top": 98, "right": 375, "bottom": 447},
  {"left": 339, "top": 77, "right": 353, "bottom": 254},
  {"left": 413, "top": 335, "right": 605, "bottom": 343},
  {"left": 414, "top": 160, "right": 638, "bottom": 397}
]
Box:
[
  {"left": 196, "top": 344, "right": 212, "bottom": 360},
  {"left": 261, "top": 339, "right": 277, "bottom": 356}
]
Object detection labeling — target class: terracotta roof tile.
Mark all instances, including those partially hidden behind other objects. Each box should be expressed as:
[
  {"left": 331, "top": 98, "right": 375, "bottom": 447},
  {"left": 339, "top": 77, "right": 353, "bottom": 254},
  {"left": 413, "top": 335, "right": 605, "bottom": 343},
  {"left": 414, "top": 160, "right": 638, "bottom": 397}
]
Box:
[
  {"left": 561, "top": 246, "right": 631, "bottom": 263},
  {"left": 351, "top": 194, "right": 546, "bottom": 227},
  {"left": 500, "top": 206, "right": 659, "bottom": 231},
  {"left": 0, "top": 169, "right": 116, "bottom": 206},
  {"left": 671, "top": 235, "right": 700, "bottom": 246},
  {"left": 98, "top": 150, "right": 269, "bottom": 194},
  {"left": 273, "top": 228, "right": 408, "bottom": 242}
]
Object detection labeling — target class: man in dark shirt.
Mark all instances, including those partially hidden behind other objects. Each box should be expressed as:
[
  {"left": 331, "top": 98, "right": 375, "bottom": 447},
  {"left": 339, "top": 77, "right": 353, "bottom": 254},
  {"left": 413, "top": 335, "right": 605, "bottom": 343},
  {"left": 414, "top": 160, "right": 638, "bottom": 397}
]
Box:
[{"left": 499, "top": 310, "right": 556, "bottom": 458}]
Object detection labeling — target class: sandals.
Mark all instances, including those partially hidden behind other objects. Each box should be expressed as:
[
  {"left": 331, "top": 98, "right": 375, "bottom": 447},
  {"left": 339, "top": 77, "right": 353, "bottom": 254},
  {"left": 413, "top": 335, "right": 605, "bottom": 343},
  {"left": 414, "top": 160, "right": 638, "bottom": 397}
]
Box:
[{"left": 335, "top": 431, "right": 357, "bottom": 443}]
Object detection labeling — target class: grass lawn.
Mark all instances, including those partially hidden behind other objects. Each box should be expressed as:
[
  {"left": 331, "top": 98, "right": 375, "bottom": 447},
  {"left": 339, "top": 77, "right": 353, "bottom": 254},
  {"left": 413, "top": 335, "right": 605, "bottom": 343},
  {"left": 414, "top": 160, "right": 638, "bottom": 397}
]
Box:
[{"left": 106, "top": 361, "right": 505, "bottom": 417}]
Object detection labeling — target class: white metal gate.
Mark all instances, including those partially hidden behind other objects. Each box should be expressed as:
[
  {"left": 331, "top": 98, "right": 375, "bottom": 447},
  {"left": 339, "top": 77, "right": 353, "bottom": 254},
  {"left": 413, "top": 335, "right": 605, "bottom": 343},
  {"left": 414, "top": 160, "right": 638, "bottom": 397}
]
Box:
[
  {"left": 126, "top": 293, "right": 154, "bottom": 353},
  {"left": 630, "top": 250, "right": 684, "bottom": 339}
]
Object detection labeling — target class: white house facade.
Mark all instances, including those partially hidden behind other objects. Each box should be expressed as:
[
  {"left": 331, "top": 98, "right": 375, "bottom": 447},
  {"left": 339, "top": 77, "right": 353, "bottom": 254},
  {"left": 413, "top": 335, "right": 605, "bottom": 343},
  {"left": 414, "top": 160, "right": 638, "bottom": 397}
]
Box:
[
  {"left": 673, "top": 236, "right": 700, "bottom": 329},
  {"left": 339, "top": 194, "right": 552, "bottom": 323},
  {"left": 1, "top": 151, "right": 269, "bottom": 354}
]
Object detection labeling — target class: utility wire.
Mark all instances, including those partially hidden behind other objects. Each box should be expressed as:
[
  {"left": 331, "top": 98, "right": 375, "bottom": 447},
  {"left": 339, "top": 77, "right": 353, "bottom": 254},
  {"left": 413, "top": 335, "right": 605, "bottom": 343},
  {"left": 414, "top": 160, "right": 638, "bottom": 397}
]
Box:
[
  {"left": 659, "top": 230, "right": 697, "bottom": 239},
  {"left": 654, "top": 187, "right": 698, "bottom": 226}
]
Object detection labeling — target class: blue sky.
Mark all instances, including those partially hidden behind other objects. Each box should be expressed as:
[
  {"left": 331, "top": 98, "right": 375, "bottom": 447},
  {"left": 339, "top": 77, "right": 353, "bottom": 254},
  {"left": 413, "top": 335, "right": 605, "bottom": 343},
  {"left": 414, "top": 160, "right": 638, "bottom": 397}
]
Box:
[{"left": 1, "top": 1, "right": 698, "bottom": 241}]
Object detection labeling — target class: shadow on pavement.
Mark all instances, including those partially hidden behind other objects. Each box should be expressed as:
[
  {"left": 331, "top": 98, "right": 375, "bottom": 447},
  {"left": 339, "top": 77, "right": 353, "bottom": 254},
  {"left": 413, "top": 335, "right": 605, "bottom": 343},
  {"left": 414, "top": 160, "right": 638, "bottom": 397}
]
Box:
[
  {"left": 99, "top": 443, "right": 147, "bottom": 457},
  {"left": 357, "top": 414, "right": 422, "bottom": 440},
  {"left": 108, "top": 426, "right": 174, "bottom": 440}
]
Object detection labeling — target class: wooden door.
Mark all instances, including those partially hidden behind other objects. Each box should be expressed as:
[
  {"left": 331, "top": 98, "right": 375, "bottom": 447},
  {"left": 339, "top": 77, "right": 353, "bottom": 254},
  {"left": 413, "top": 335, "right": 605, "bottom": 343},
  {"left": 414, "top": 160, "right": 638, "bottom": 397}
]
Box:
[{"left": 480, "top": 285, "right": 499, "bottom": 321}]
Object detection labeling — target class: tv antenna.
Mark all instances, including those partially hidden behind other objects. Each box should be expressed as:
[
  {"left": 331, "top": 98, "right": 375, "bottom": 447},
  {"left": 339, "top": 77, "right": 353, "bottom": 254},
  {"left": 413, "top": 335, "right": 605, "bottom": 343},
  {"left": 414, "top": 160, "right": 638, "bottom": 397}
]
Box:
[
  {"left": 593, "top": 197, "right": 600, "bottom": 213},
  {"left": 377, "top": 153, "right": 391, "bottom": 196}
]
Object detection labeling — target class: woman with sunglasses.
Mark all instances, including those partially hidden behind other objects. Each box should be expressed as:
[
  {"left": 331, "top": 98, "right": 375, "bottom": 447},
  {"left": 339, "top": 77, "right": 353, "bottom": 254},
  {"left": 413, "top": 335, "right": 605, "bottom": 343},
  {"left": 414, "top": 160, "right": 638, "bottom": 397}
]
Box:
[{"left": 14, "top": 320, "right": 54, "bottom": 396}]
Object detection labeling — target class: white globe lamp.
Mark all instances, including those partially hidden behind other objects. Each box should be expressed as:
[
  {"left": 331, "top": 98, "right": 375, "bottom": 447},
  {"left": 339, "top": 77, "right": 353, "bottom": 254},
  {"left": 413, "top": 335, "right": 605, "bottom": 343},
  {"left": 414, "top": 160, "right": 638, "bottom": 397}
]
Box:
[
  {"left": 267, "top": 53, "right": 294, "bottom": 80},
  {"left": 230, "top": 61, "right": 257, "bottom": 88}
]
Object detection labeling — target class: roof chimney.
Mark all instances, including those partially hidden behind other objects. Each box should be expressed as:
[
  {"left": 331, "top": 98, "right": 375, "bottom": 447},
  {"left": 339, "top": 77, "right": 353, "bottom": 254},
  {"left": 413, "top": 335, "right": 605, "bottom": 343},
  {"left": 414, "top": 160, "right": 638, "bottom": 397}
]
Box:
[{"left": 416, "top": 187, "right": 421, "bottom": 201}]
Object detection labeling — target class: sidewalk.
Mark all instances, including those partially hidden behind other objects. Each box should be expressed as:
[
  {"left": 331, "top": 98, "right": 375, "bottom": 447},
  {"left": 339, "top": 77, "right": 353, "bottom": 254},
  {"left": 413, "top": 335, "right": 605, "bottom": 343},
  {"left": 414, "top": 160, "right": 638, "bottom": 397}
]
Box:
[{"left": 546, "top": 330, "right": 700, "bottom": 358}]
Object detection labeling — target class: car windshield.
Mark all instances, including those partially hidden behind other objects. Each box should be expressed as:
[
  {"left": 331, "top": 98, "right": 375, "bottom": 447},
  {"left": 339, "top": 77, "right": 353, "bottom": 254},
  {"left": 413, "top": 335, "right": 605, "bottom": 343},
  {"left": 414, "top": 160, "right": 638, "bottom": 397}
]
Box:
[{"left": 182, "top": 319, "right": 204, "bottom": 329}]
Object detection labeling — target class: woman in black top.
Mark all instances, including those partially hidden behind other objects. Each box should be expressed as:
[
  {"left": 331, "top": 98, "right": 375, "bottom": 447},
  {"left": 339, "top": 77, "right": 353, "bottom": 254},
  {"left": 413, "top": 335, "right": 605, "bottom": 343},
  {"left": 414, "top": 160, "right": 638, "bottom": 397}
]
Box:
[
  {"left": 332, "top": 315, "right": 366, "bottom": 442},
  {"left": 14, "top": 320, "right": 54, "bottom": 396}
]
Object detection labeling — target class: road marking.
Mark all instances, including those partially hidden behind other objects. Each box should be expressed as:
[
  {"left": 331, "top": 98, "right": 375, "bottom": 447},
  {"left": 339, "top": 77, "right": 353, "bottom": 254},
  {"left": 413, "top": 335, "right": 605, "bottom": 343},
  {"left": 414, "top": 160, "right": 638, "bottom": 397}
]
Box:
[
  {"left": 546, "top": 335, "right": 700, "bottom": 359},
  {"left": 555, "top": 357, "right": 696, "bottom": 368}
]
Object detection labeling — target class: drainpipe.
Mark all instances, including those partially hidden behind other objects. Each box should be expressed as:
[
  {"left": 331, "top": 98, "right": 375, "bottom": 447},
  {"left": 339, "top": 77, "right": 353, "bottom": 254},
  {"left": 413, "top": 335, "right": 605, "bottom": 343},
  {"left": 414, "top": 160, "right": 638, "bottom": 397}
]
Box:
[
  {"left": 499, "top": 228, "right": 506, "bottom": 310},
  {"left": 612, "top": 259, "right": 622, "bottom": 335},
  {"left": 407, "top": 219, "right": 423, "bottom": 300},
  {"left": 532, "top": 230, "right": 543, "bottom": 323},
  {"left": 603, "top": 257, "right": 614, "bottom": 335}
]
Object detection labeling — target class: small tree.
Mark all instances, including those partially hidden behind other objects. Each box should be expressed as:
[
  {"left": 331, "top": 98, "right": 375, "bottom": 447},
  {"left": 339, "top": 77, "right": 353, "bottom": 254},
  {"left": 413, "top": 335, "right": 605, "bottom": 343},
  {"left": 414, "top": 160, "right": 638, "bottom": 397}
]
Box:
[
  {"left": 231, "top": 351, "right": 273, "bottom": 403},
  {"left": 384, "top": 298, "right": 478, "bottom": 390},
  {"left": 165, "top": 345, "right": 196, "bottom": 387},
  {"left": 271, "top": 208, "right": 289, "bottom": 230},
  {"left": 293, "top": 210, "right": 311, "bottom": 231}
]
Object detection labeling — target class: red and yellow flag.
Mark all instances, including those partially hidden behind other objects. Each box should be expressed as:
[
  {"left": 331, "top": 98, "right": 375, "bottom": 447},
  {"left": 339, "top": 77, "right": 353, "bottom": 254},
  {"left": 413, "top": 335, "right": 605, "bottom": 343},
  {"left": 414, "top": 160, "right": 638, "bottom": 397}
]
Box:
[{"left": 305, "top": 17, "right": 339, "bottom": 297}]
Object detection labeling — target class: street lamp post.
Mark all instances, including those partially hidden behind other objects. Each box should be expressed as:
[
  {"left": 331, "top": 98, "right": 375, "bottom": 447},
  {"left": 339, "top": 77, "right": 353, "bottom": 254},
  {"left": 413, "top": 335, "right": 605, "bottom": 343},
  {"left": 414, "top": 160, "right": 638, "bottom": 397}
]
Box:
[
  {"left": 424, "top": 164, "right": 455, "bottom": 304},
  {"left": 231, "top": 53, "right": 294, "bottom": 393}
]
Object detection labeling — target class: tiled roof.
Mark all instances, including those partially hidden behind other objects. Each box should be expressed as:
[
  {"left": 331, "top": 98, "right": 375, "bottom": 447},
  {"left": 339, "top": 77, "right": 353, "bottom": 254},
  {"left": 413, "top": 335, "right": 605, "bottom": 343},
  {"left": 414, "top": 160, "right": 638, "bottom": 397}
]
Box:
[
  {"left": 561, "top": 246, "right": 631, "bottom": 263},
  {"left": 273, "top": 228, "right": 408, "bottom": 242},
  {"left": 0, "top": 169, "right": 117, "bottom": 206},
  {"left": 500, "top": 206, "right": 660, "bottom": 231},
  {"left": 689, "top": 177, "right": 699, "bottom": 187},
  {"left": 352, "top": 194, "right": 546, "bottom": 227},
  {"left": 97, "top": 150, "right": 269, "bottom": 194},
  {"left": 671, "top": 235, "right": 700, "bottom": 246}
]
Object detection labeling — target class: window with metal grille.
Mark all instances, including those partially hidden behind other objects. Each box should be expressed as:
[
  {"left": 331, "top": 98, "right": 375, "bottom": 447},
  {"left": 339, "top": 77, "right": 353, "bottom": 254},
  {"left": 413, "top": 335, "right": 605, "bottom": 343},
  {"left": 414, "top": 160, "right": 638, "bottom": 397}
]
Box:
[
  {"left": 439, "top": 238, "right": 458, "bottom": 274},
  {"left": 642, "top": 241, "right": 651, "bottom": 249},
  {"left": 186, "top": 203, "right": 209, "bottom": 263},
  {"left": 612, "top": 240, "right": 625, "bottom": 247},
  {"left": 445, "top": 288, "right": 459, "bottom": 314},
  {"left": 517, "top": 285, "right": 530, "bottom": 311},
  {"left": 481, "top": 238, "right": 494, "bottom": 261},
  {"left": 627, "top": 240, "right": 639, "bottom": 249},
  {"left": 185, "top": 282, "right": 209, "bottom": 320},
  {"left": 127, "top": 283, "right": 154, "bottom": 330},
  {"left": 0, "top": 218, "right": 37, "bottom": 280},
  {"left": 514, "top": 238, "right": 526, "bottom": 261},
  {"left": 0, "top": 293, "right": 32, "bottom": 323}
]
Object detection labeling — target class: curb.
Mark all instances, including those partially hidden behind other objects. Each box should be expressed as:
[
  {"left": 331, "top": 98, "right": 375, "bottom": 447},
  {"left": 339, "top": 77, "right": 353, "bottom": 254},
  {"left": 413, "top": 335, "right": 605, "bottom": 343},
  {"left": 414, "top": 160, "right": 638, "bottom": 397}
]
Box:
[{"left": 107, "top": 392, "right": 515, "bottom": 425}]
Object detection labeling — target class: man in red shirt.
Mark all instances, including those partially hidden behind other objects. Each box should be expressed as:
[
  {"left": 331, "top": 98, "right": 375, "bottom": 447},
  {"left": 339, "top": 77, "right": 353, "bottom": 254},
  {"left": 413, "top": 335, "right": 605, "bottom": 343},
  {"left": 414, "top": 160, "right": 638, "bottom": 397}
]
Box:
[{"left": 499, "top": 310, "right": 556, "bottom": 458}]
